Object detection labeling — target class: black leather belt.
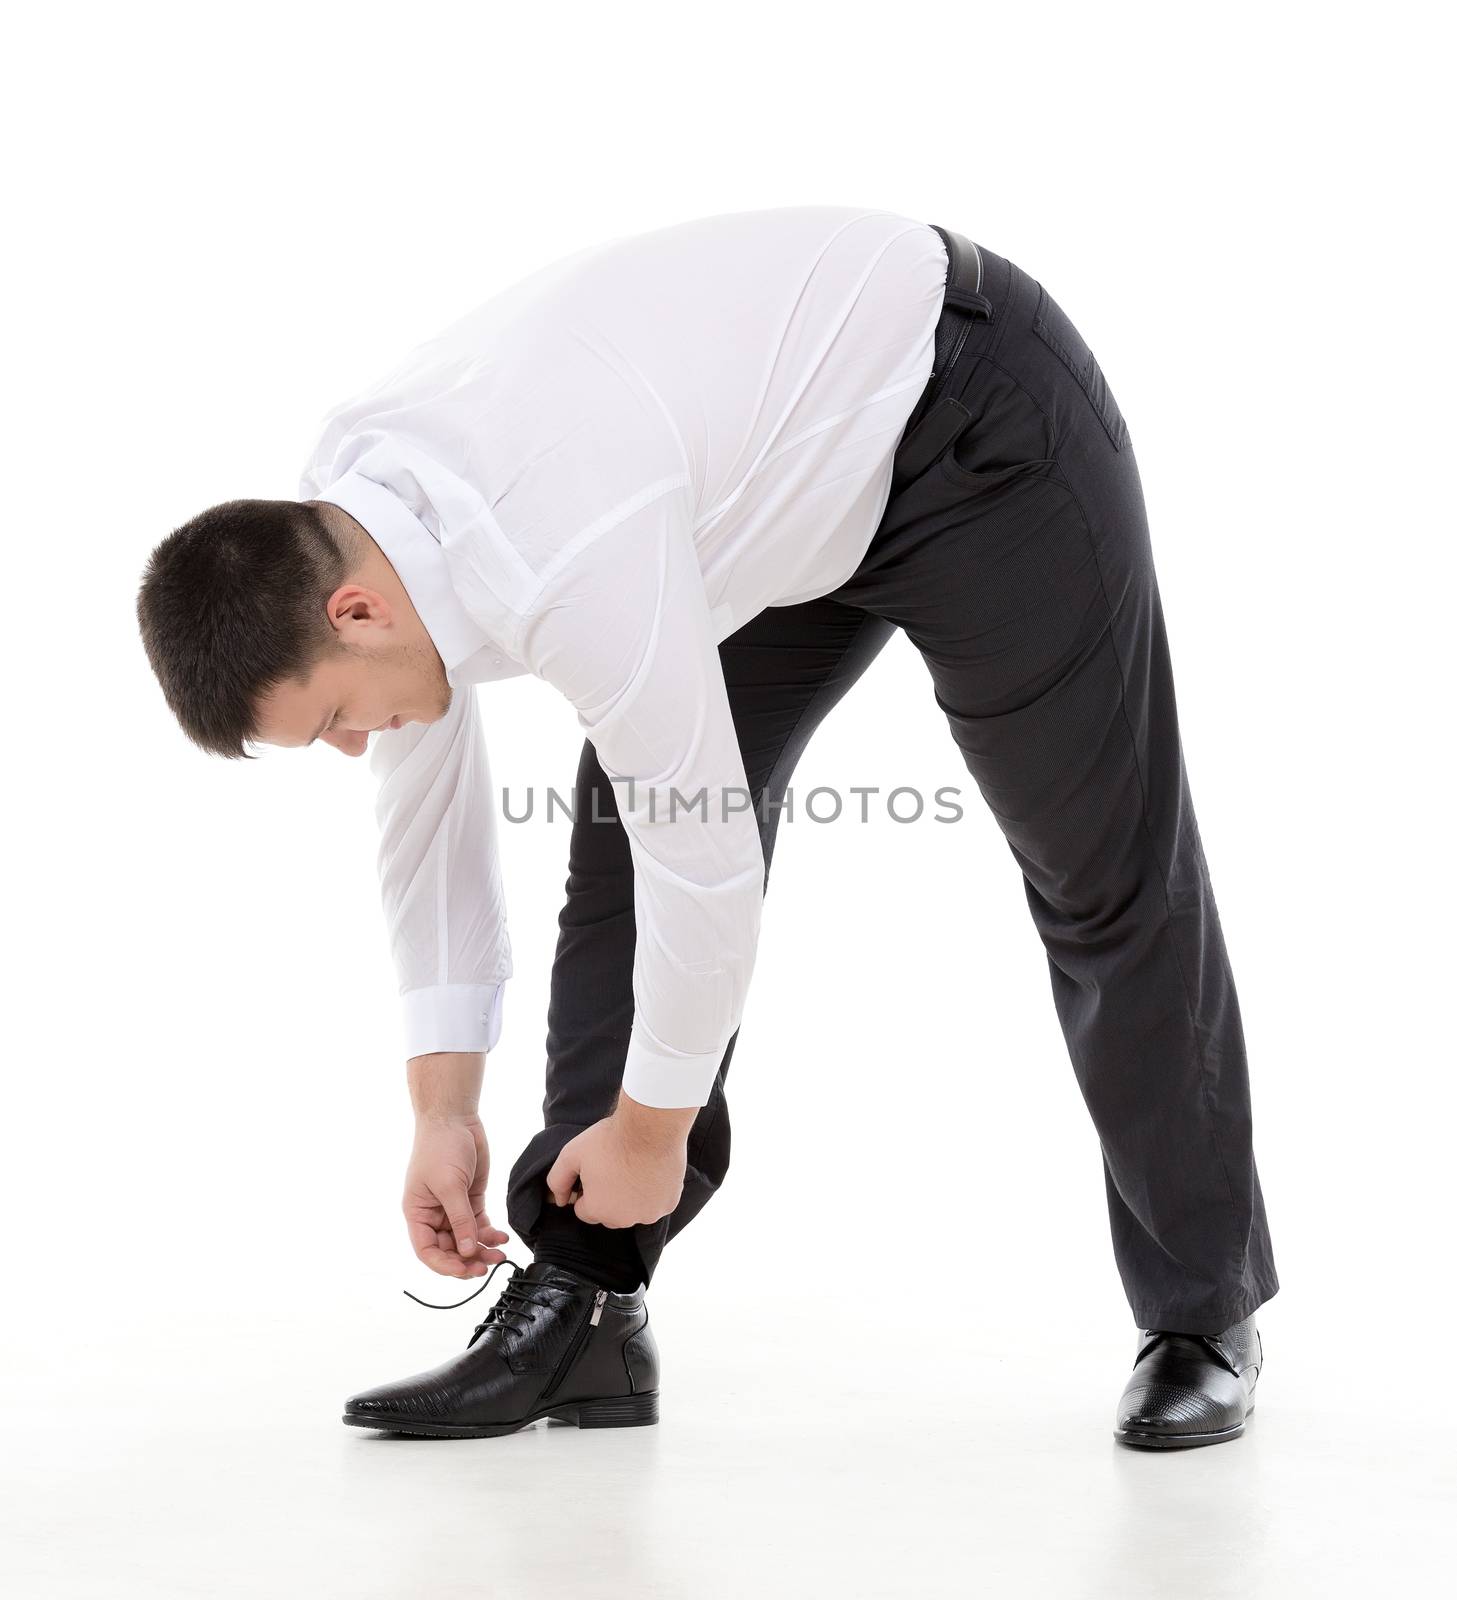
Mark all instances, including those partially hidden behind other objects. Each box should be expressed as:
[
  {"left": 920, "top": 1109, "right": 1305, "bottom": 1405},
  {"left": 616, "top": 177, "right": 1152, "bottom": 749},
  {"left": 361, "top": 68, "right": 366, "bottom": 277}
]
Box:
[{"left": 892, "top": 223, "right": 994, "bottom": 488}]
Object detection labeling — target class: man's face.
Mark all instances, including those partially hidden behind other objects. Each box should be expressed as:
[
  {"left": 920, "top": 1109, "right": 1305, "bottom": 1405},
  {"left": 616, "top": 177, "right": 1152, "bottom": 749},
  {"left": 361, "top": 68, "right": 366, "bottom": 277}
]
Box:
[{"left": 253, "top": 637, "right": 451, "bottom": 757}]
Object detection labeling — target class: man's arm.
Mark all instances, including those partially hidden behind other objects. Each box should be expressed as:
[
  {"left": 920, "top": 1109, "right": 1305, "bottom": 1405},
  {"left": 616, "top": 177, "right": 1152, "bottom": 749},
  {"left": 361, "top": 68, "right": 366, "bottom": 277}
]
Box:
[
  {"left": 371, "top": 687, "right": 515, "bottom": 1273},
  {"left": 517, "top": 479, "right": 765, "bottom": 1225}
]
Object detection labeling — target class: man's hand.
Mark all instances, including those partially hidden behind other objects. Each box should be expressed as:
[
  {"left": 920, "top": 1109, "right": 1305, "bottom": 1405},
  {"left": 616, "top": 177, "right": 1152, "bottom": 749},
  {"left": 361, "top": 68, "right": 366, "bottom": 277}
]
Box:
[
  {"left": 404, "top": 1051, "right": 510, "bottom": 1279},
  {"left": 545, "top": 1092, "right": 698, "bottom": 1229}
]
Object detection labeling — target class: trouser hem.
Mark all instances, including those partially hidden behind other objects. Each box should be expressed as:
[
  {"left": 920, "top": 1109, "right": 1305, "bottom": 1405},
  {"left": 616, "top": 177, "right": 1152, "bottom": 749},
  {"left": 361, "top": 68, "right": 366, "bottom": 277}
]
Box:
[{"left": 1129, "top": 1280, "right": 1280, "bottom": 1335}]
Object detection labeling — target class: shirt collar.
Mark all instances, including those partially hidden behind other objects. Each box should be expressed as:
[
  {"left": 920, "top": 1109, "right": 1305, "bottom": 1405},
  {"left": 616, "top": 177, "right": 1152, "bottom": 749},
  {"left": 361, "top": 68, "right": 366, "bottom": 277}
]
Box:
[{"left": 309, "top": 470, "right": 489, "bottom": 683}]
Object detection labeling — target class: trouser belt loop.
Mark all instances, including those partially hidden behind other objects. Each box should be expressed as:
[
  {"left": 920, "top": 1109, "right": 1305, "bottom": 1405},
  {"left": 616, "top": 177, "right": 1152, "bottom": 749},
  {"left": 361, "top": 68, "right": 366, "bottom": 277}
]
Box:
[
  {"left": 932, "top": 223, "right": 994, "bottom": 320},
  {"left": 892, "top": 223, "right": 994, "bottom": 491}
]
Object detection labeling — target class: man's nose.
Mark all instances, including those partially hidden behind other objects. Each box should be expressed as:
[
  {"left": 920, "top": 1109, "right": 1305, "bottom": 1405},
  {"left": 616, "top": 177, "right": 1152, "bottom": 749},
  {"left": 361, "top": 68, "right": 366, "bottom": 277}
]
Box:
[{"left": 319, "top": 728, "right": 369, "bottom": 758}]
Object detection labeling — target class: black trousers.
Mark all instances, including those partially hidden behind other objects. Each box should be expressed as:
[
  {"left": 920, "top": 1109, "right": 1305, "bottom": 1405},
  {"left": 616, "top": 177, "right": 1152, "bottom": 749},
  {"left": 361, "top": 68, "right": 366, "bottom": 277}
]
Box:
[{"left": 506, "top": 228, "right": 1280, "bottom": 1335}]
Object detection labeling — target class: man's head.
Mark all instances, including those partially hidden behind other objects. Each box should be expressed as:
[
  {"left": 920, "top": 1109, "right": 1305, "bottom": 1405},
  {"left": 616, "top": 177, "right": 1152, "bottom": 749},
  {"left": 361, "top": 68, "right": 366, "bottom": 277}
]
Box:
[{"left": 137, "top": 498, "right": 451, "bottom": 759}]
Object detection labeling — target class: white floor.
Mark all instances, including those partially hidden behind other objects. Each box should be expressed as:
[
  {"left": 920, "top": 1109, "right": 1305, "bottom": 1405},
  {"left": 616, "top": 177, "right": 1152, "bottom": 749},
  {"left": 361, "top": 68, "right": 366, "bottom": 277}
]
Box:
[{"left": 3, "top": 1286, "right": 1448, "bottom": 1599}]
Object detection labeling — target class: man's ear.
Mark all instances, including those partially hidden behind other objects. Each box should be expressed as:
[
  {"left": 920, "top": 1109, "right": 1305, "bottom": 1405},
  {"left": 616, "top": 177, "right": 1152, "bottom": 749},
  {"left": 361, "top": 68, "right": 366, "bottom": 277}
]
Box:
[{"left": 325, "top": 582, "right": 394, "bottom": 636}]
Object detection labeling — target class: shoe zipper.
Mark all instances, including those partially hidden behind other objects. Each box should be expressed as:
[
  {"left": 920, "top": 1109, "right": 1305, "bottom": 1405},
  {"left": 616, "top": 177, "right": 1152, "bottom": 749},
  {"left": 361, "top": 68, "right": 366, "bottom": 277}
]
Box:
[{"left": 539, "top": 1289, "right": 608, "bottom": 1403}]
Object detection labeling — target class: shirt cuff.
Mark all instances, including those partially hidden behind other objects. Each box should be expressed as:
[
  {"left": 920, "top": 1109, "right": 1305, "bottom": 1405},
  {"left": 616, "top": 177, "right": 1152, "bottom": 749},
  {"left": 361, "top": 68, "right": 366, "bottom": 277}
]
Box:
[
  {"left": 401, "top": 983, "right": 505, "bottom": 1058},
  {"left": 620, "top": 1027, "right": 724, "bottom": 1109}
]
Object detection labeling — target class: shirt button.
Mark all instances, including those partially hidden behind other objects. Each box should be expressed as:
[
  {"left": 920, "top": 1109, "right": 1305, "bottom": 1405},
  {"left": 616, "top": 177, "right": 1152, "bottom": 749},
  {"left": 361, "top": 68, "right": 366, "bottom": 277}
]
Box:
[{"left": 492, "top": 655, "right": 503, "bottom": 668}]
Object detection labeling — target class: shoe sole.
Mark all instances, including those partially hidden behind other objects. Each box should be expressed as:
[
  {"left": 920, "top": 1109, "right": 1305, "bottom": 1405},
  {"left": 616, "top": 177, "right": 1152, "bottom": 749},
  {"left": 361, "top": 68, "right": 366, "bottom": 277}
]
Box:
[
  {"left": 342, "top": 1389, "right": 660, "bottom": 1438},
  {"left": 1113, "top": 1402, "right": 1254, "bottom": 1450}
]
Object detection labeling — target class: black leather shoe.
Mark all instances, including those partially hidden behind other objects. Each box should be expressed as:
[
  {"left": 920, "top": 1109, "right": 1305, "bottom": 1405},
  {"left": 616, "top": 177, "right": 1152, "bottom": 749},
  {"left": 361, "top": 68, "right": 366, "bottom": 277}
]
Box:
[
  {"left": 343, "top": 1260, "right": 660, "bottom": 1437},
  {"left": 1113, "top": 1315, "right": 1262, "bottom": 1449}
]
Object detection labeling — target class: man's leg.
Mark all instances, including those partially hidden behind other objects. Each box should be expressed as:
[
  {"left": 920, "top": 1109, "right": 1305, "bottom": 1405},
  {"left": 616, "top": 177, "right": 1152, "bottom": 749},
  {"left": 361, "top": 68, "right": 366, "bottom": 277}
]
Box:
[
  {"left": 506, "top": 597, "right": 896, "bottom": 1288},
  {"left": 837, "top": 246, "right": 1279, "bottom": 1334}
]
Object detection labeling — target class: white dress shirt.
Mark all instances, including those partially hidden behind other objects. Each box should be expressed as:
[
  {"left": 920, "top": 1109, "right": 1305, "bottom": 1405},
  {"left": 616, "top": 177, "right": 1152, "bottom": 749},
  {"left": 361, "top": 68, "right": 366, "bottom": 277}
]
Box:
[{"left": 296, "top": 206, "right": 948, "bottom": 1107}]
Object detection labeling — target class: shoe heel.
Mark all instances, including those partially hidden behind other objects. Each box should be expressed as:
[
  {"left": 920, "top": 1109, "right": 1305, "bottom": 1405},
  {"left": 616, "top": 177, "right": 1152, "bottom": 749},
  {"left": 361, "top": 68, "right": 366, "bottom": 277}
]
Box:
[{"left": 569, "top": 1390, "right": 660, "bottom": 1429}]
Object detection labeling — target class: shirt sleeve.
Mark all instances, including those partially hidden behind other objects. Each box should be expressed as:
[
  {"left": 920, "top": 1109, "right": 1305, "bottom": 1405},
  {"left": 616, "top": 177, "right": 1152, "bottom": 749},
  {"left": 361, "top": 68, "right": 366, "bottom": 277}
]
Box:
[
  {"left": 516, "top": 481, "right": 765, "bottom": 1109},
  {"left": 369, "top": 680, "right": 513, "bottom": 1057}
]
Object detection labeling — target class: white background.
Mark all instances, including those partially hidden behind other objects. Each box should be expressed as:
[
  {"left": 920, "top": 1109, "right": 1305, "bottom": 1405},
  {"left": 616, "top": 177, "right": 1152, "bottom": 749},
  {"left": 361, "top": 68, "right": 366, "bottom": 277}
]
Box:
[{"left": 2, "top": 2, "right": 1450, "bottom": 1596}]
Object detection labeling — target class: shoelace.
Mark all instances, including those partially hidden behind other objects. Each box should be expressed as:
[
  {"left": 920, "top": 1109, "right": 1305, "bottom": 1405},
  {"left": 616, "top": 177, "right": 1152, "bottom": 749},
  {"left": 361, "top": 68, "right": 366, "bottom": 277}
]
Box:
[{"left": 403, "top": 1258, "right": 557, "bottom": 1348}]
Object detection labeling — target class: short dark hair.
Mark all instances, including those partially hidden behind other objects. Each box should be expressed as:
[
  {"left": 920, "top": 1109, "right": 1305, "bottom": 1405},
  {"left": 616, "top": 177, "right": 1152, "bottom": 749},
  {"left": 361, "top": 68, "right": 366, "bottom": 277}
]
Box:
[{"left": 137, "top": 498, "right": 352, "bottom": 758}]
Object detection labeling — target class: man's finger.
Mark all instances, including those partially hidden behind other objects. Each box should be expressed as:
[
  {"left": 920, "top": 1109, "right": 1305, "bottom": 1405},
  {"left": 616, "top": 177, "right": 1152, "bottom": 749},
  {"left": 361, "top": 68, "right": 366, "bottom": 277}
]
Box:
[
  {"left": 472, "top": 1202, "right": 509, "bottom": 1246},
  {"left": 437, "top": 1183, "right": 479, "bottom": 1257},
  {"left": 458, "top": 1214, "right": 509, "bottom": 1266},
  {"left": 408, "top": 1219, "right": 482, "bottom": 1279},
  {"left": 418, "top": 1242, "right": 484, "bottom": 1278},
  {"left": 477, "top": 1221, "right": 510, "bottom": 1246},
  {"left": 575, "top": 1203, "right": 629, "bottom": 1228},
  {"left": 545, "top": 1148, "right": 581, "bottom": 1207},
  {"left": 407, "top": 1218, "right": 440, "bottom": 1258}
]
